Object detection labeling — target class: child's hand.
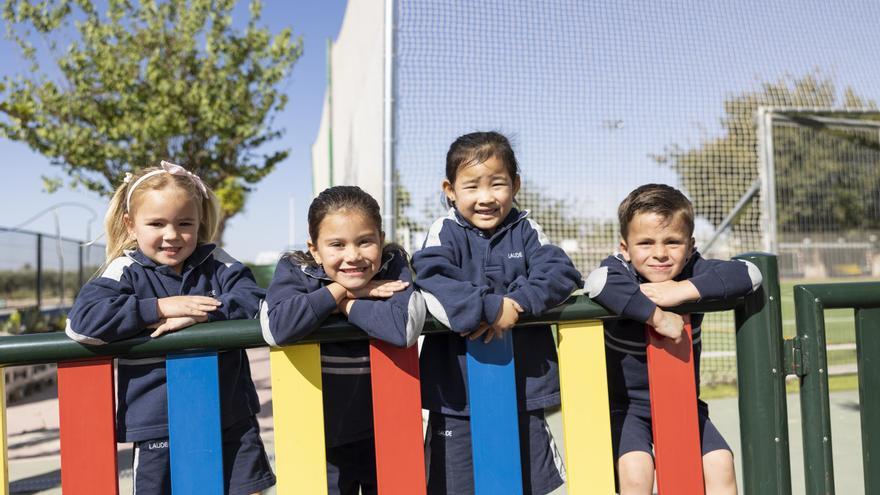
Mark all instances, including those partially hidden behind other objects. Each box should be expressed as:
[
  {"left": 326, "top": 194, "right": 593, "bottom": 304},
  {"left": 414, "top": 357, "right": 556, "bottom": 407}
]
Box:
[
  {"left": 467, "top": 298, "right": 523, "bottom": 343},
  {"left": 639, "top": 280, "right": 699, "bottom": 308},
  {"left": 149, "top": 315, "right": 207, "bottom": 338},
  {"left": 649, "top": 308, "right": 684, "bottom": 343},
  {"left": 346, "top": 280, "right": 410, "bottom": 299},
  {"left": 337, "top": 298, "right": 356, "bottom": 316},
  {"left": 157, "top": 296, "right": 221, "bottom": 319}
]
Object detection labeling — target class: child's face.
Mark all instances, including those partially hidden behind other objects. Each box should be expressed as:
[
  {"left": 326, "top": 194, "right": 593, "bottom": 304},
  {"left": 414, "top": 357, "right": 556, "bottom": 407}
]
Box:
[
  {"left": 443, "top": 155, "right": 520, "bottom": 234},
  {"left": 125, "top": 186, "right": 200, "bottom": 274},
  {"left": 620, "top": 211, "right": 694, "bottom": 283},
  {"left": 308, "top": 211, "right": 384, "bottom": 291}
]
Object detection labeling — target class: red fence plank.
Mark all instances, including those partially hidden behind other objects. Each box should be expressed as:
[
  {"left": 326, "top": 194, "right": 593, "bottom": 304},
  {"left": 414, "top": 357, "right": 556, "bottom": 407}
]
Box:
[
  {"left": 646, "top": 316, "right": 704, "bottom": 494},
  {"left": 369, "top": 341, "right": 426, "bottom": 495},
  {"left": 58, "top": 359, "right": 119, "bottom": 495}
]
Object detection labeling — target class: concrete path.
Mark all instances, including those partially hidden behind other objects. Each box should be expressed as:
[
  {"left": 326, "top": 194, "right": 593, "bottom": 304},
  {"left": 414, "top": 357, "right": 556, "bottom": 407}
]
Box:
[{"left": 4, "top": 348, "right": 865, "bottom": 494}]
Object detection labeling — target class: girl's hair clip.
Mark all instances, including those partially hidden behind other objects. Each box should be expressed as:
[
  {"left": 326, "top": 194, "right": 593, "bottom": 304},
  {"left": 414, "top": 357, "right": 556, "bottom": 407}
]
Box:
[{"left": 123, "top": 172, "right": 134, "bottom": 184}]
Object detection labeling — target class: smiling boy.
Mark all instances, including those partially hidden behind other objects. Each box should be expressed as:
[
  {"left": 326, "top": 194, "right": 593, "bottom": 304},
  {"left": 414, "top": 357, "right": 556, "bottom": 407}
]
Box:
[{"left": 586, "top": 184, "right": 762, "bottom": 495}]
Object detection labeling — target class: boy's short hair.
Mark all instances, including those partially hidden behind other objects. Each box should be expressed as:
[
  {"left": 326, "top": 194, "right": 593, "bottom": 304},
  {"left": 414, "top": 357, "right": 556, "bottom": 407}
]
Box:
[{"left": 618, "top": 184, "right": 694, "bottom": 240}]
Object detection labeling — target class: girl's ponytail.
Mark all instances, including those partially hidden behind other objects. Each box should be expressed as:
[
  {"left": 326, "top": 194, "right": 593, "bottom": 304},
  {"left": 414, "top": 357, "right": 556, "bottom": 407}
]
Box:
[{"left": 101, "top": 183, "right": 138, "bottom": 272}]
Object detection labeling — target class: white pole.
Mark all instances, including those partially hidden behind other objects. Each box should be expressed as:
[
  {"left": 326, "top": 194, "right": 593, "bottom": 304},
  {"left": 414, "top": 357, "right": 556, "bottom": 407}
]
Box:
[
  {"left": 382, "top": 0, "right": 396, "bottom": 241},
  {"left": 759, "top": 108, "right": 778, "bottom": 254}
]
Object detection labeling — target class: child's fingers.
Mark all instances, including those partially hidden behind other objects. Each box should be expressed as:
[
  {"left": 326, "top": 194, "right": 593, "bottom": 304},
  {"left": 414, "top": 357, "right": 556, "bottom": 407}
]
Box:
[
  {"left": 468, "top": 324, "right": 491, "bottom": 341},
  {"left": 371, "top": 279, "right": 408, "bottom": 288},
  {"left": 381, "top": 281, "right": 409, "bottom": 292},
  {"left": 368, "top": 289, "right": 394, "bottom": 299},
  {"left": 150, "top": 324, "right": 170, "bottom": 338},
  {"left": 511, "top": 300, "right": 524, "bottom": 312},
  {"left": 150, "top": 316, "right": 202, "bottom": 337},
  {"left": 484, "top": 327, "right": 505, "bottom": 343},
  {"left": 191, "top": 302, "right": 220, "bottom": 312},
  {"left": 186, "top": 296, "right": 222, "bottom": 305}
]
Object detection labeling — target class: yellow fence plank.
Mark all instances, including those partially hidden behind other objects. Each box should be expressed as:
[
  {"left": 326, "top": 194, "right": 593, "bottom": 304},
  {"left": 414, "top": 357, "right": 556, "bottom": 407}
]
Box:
[
  {"left": 558, "top": 320, "right": 616, "bottom": 495},
  {"left": 270, "top": 344, "right": 327, "bottom": 494},
  {"left": 1, "top": 368, "right": 8, "bottom": 495}
]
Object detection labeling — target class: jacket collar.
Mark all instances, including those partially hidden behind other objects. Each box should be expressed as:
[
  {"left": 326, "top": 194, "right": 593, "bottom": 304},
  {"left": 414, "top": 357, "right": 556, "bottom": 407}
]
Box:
[
  {"left": 449, "top": 207, "right": 529, "bottom": 237},
  {"left": 300, "top": 249, "right": 398, "bottom": 281},
  {"left": 125, "top": 243, "right": 217, "bottom": 274}
]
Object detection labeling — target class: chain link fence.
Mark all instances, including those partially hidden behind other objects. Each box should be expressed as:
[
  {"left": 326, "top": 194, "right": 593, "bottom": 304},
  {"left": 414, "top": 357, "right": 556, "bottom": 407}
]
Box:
[
  {"left": 387, "top": 0, "right": 880, "bottom": 384},
  {"left": 309, "top": 1, "right": 880, "bottom": 383},
  {"left": 0, "top": 227, "right": 104, "bottom": 332}
]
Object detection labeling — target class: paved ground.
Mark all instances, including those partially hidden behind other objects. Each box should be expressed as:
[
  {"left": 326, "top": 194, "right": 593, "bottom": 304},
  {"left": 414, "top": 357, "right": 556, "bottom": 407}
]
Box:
[{"left": 4, "top": 348, "right": 866, "bottom": 494}]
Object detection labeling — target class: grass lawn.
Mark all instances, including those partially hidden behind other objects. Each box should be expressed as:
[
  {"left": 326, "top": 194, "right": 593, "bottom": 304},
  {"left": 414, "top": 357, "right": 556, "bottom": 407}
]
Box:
[
  {"left": 702, "top": 373, "right": 860, "bottom": 400},
  {"left": 700, "top": 277, "right": 867, "bottom": 384}
]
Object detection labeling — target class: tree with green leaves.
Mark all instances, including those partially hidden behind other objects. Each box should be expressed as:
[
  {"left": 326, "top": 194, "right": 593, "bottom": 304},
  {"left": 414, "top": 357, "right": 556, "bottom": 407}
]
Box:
[
  {"left": 653, "top": 73, "right": 879, "bottom": 236},
  {"left": 0, "top": 0, "right": 302, "bottom": 240}
]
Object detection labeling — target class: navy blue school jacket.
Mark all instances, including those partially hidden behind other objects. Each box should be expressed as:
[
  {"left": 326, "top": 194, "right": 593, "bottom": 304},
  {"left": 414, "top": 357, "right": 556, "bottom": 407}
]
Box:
[
  {"left": 412, "top": 208, "right": 583, "bottom": 416},
  {"left": 586, "top": 251, "right": 762, "bottom": 413},
  {"left": 66, "top": 244, "right": 263, "bottom": 442},
  {"left": 259, "top": 249, "right": 425, "bottom": 448}
]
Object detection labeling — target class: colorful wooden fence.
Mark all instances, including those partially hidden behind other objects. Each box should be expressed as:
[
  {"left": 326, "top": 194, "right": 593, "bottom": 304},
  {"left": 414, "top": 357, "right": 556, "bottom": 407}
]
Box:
[
  {"left": 647, "top": 317, "right": 704, "bottom": 494},
  {"left": 0, "top": 316, "right": 710, "bottom": 495},
  {"left": 557, "top": 320, "right": 615, "bottom": 493},
  {"left": 57, "top": 358, "right": 118, "bottom": 494},
  {"left": 166, "top": 352, "right": 224, "bottom": 494},
  {"left": 0, "top": 253, "right": 782, "bottom": 494}
]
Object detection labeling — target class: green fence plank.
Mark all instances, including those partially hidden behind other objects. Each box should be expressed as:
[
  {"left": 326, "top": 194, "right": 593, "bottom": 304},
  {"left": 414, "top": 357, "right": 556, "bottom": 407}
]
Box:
[
  {"left": 734, "top": 253, "right": 792, "bottom": 495},
  {"left": 793, "top": 285, "right": 835, "bottom": 495},
  {"left": 856, "top": 307, "right": 880, "bottom": 495},
  {"left": 792, "top": 282, "right": 880, "bottom": 309}
]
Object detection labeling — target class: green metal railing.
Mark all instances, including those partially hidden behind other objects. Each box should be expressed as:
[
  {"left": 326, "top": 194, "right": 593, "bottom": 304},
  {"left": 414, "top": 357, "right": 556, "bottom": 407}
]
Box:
[
  {"left": 792, "top": 281, "right": 880, "bottom": 495},
  {"left": 4, "top": 252, "right": 877, "bottom": 493},
  {"left": 736, "top": 253, "right": 792, "bottom": 495},
  {"left": 0, "top": 294, "right": 744, "bottom": 367}
]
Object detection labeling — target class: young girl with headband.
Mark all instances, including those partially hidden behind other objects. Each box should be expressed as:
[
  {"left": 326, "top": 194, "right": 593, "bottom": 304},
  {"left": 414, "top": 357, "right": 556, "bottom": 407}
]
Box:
[{"left": 67, "top": 161, "right": 275, "bottom": 495}]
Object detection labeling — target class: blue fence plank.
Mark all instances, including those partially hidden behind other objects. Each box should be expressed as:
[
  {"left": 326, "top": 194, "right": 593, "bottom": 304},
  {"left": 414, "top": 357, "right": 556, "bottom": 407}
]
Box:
[
  {"left": 166, "top": 352, "right": 224, "bottom": 494},
  {"left": 466, "top": 336, "right": 523, "bottom": 495}
]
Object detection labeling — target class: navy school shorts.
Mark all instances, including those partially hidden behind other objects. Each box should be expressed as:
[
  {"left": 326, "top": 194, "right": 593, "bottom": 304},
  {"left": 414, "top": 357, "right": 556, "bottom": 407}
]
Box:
[
  {"left": 326, "top": 436, "right": 378, "bottom": 495},
  {"left": 424, "top": 409, "right": 566, "bottom": 495},
  {"left": 132, "top": 415, "right": 276, "bottom": 495},
  {"left": 610, "top": 406, "right": 731, "bottom": 460}
]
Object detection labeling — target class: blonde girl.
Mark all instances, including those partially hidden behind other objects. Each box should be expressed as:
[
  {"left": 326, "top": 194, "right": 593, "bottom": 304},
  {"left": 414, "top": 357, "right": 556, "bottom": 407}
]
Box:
[{"left": 67, "top": 161, "right": 275, "bottom": 495}]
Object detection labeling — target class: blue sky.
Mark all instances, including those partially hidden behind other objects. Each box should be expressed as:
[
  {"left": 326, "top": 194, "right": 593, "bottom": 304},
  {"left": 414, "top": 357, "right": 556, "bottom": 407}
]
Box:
[
  {"left": 4, "top": 0, "right": 880, "bottom": 264},
  {"left": 391, "top": 0, "right": 880, "bottom": 242},
  {"left": 1, "top": 1, "right": 347, "bottom": 263}
]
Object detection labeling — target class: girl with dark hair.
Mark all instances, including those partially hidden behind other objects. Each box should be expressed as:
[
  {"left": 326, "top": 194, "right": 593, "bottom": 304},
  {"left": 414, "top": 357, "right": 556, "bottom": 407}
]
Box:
[
  {"left": 260, "top": 185, "right": 425, "bottom": 495},
  {"left": 413, "top": 132, "right": 583, "bottom": 494}
]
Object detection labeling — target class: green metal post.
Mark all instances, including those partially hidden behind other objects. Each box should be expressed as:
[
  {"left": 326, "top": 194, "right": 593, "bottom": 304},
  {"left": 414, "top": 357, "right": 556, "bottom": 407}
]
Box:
[
  {"left": 733, "top": 253, "right": 791, "bottom": 495},
  {"left": 856, "top": 307, "right": 880, "bottom": 494},
  {"left": 793, "top": 285, "right": 834, "bottom": 495}
]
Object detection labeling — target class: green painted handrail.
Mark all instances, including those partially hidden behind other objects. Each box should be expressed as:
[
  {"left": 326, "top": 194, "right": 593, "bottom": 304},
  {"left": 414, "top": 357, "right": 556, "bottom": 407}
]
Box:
[{"left": 0, "top": 294, "right": 744, "bottom": 367}]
